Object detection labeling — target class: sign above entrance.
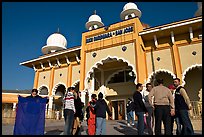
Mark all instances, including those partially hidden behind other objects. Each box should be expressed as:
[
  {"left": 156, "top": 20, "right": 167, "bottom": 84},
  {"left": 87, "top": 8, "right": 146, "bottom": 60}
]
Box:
[{"left": 86, "top": 26, "right": 133, "bottom": 43}]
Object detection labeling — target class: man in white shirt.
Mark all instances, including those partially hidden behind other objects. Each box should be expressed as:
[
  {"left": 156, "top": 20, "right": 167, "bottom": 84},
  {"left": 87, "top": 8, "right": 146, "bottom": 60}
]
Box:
[{"left": 63, "top": 87, "right": 76, "bottom": 135}]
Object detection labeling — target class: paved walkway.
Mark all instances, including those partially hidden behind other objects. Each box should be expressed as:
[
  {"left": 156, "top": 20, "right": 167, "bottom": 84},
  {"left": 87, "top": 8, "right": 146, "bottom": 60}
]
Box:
[{"left": 2, "top": 118, "right": 202, "bottom": 135}]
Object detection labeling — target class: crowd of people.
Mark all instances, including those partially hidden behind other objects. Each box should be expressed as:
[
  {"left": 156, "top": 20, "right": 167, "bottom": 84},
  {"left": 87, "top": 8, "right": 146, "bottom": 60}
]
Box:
[
  {"left": 127, "top": 78, "right": 194, "bottom": 135},
  {"left": 13, "top": 77, "right": 194, "bottom": 135}
]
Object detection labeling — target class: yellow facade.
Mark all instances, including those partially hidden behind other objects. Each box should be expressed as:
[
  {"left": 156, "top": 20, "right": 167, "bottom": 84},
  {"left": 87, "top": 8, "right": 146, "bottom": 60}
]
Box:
[{"left": 2, "top": 15, "right": 202, "bottom": 120}]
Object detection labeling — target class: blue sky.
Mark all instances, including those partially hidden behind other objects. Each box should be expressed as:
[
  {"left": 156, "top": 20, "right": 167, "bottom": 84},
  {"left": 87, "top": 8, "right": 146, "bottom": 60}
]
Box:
[{"left": 2, "top": 2, "right": 198, "bottom": 90}]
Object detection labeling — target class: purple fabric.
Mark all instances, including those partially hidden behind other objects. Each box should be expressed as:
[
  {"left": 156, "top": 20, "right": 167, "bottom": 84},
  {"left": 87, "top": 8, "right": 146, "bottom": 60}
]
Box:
[{"left": 13, "top": 96, "right": 47, "bottom": 135}]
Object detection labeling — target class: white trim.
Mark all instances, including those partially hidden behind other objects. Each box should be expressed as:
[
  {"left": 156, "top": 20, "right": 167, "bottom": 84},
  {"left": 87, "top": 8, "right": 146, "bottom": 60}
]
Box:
[
  {"left": 20, "top": 47, "right": 81, "bottom": 65},
  {"left": 52, "top": 82, "right": 67, "bottom": 96},
  {"left": 65, "top": 55, "right": 70, "bottom": 65},
  {"left": 171, "top": 31, "right": 175, "bottom": 44},
  {"left": 189, "top": 27, "right": 193, "bottom": 40},
  {"left": 38, "top": 84, "right": 49, "bottom": 95},
  {"left": 40, "top": 62, "right": 45, "bottom": 69},
  {"left": 154, "top": 35, "right": 158, "bottom": 47},
  {"left": 139, "top": 18, "right": 202, "bottom": 35},
  {"left": 105, "top": 68, "right": 133, "bottom": 85},
  {"left": 182, "top": 64, "right": 202, "bottom": 86},
  {"left": 71, "top": 80, "right": 80, "bottom": 87},
  {"left": 144, "top": 68, "right": 176, "bottom": 87},
  {"left": 56, "top": 58, "right": 61, "bottom": 66},
  {"left": 32, "top": 64, "right": 37, "bottom": 71},
  {"left": 74, "top": 53, "right": 80, "bottom": 63},
  {"left": 47, "top": 60, "right": 53, "bottom": 68},
  {"left": 84, "top": 55, "right": 137, "bottom": 90}
]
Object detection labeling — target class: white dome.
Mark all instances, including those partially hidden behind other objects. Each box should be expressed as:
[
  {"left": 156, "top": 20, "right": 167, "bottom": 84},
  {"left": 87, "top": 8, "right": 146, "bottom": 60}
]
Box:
[
  {"left": 85, "top": 14, "right": 104, "bottom": 30},
  {"left": 88, "top": 14, "right": 102, "bottom": 22},
  {"left": 123, "top": 2, "right": 138, "bottom": 11},
  {"left": 120, "top": 2, "right": 141, "bottom": 20},
  {"left": 42, "top": 33, "right": 67, "bottom": 54}
]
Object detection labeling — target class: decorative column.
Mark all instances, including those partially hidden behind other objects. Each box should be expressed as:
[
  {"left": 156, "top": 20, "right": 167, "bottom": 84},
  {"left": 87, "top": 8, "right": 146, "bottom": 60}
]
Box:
[
  {"left": 13, "top": 103, "right": 17, "bottom": 111},
  {"left": 81, "top": 91, "right": 86, "bottom": 104},
  {"left": 48, "top": 96, "right": 54, "bottom": 118}
]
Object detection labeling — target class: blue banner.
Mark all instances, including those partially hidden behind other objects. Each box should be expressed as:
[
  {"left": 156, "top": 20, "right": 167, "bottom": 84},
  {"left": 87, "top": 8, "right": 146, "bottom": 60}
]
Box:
[{"left": 13, "top": 96, "right": 47, "bottom": 135}]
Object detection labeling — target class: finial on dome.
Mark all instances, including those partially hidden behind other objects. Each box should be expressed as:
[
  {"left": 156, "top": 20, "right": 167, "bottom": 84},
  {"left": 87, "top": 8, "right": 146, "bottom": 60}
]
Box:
[
  {"left": 94, "top": 10, "right": 96, "bottom": 15},
  {"left": 57, "top": 28, "right": 60, "bottom": 33}
]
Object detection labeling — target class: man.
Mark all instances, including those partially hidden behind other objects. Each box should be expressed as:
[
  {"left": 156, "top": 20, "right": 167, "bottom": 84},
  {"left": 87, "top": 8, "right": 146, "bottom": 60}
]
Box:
[
  {"left": 143, "top": 83, "right": 153, "bottom": 135},
  {"left": 126, "top": 98, "right": 135, "bottom": 127},
  {"left": 148, "top": 79, "right": 175, "bottom": 135},
  {"left": 173, "top": 78, "right": 194, "bottom": 135},
  {"left": 14, "top": 89, "right": 48, "bottom": 135},
  {"left": 133, "top": 83, "right": 148, "bottom": 135},
  {"left": 63, "top": 87, "right": 76, "bottom": 135},
  {"left": 95, "top": 92, "right": 112, "bottom": 135},
  {"left": 168, "top": 84, "right": 182, "bottom": 135},
  {"left": 86, "top": 94, "right": 97, "bottom": 135}
]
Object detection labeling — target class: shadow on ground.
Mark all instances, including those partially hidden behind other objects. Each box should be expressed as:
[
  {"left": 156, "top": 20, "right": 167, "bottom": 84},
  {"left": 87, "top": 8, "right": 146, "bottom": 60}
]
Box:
[
  {"left": 113, "top": 121, "right": 138, "bottom": 135},
  {"left": 44, "top": 129, "right": 63, "bottom": 135}
]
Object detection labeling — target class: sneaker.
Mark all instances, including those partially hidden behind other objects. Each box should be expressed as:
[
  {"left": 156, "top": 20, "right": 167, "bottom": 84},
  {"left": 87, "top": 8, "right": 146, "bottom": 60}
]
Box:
[
  {"left": 127, "top": 123, "right": 131, "bottom": 127},
  {"left": 131, "top": 123, "right": 135, "bottom": 126}
]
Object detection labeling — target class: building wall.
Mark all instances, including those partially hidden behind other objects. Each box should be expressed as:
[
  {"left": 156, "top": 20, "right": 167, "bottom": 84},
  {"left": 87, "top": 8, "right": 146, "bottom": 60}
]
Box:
[
  {"left": 71, "top": 64, "right": 80, "bottom": 84},
  {"left": 53, "top": 66, "right": 68, "bottom": 87},
  {"left": 146, "top": 48, "right": 174, "bottom": 76},
  {"left": 85, "top": 43, "right": 136, "bottom": 80},
  {"left": 179, "top": 43, "right": 202, "bottom": 72},
  {"left": 38, "top": 70, "right": 51, "bottom": 88}
]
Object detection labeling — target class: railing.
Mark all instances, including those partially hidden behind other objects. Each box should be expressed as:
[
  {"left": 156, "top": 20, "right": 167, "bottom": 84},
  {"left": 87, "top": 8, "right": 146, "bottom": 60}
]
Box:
[
  {"left": 2, "top": 109, "right": 63, "bottom": 120},
  {"left": 189, "top": 101, "right": 202, "bottom": 119},
  {"left": 2, "top": 101, "right": 202, "bottom": 120}
]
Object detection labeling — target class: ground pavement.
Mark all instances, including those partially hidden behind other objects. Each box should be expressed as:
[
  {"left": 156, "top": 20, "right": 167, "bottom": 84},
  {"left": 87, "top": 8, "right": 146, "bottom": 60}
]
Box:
[{"left": 2, "top": 118, "right": 202, "bottom": 135}]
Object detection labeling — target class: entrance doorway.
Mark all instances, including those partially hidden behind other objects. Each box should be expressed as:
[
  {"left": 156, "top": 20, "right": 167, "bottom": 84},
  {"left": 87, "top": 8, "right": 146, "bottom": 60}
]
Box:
[{"left": 112, "top": 100, "right": 125, "bottom": 120}]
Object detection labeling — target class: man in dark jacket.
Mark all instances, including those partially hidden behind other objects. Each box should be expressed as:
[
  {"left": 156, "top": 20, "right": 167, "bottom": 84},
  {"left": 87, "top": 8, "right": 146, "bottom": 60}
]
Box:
[
  {"left": 95, "top": 92, "right": 112, "bottom": 135},
  {"left": 133, "top": 83, "right": 148, "bottom": 135},
  {"left": 173, "top": 78, "right": 194, "bottom": 135}
]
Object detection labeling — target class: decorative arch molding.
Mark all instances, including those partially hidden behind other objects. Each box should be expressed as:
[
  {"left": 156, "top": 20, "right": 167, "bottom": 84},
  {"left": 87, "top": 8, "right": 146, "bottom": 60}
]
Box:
[
  {"left": 52, "top": 82, "right": 67, "bottom": 96},
  {"left": 182, "top": 64, "right": 202, "bottom": 86},
  {"left": 85, "top": 55, "right": 137, "bottom": 90},
  {"left": 38, "top": 84, "right": 49, "bottom": 95},
  {"left": 145, "top": 69, "right": 176, "bottom": 86},
  {"left": 71, "top": 80, "right": 80, "bottom": 87},
  {"left": 105, "top": 67, "right": 134, "bottom": 85}
]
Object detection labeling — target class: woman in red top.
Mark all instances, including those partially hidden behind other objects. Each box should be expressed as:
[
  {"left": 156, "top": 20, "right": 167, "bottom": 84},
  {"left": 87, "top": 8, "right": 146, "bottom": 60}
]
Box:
[{"left": 86, "top": 94, "right": 97, "bottom": 135}]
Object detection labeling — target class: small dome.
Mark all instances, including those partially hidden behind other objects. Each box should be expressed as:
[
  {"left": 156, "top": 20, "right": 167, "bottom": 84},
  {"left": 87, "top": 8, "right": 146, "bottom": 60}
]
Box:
[
  {"left": 123, "top": 2, "right": 138, "bottom": 11},
  {"left": 120, "top": 2, "right": 141, "bottom": 20},
  {"left": 85, "top": 12, "right": 104, "bottom": 30},
  {"left": 42, "top": 32, "right": 67, "bottom": 54},
  {"left": 88, "top": 14, "right": 102, "bottom": 23}
]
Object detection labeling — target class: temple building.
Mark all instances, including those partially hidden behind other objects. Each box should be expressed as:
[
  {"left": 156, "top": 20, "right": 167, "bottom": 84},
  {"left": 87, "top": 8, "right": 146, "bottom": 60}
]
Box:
[{"left": 2, "top": 2, "right": 202, "bottom": 120}]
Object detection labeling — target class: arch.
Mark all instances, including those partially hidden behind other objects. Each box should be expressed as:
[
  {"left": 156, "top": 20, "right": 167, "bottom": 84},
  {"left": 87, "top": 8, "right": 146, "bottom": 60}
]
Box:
[
  {"left": 85, "top": 55, "right": 137, "bottom": 90},
  {"left": 71, "top": 80, "right": 80, "bottom": 87},
  {"left": 182, "top": 64, "right": 202, "bottom": 86},
  {"left": 38, "top": 85, "right": 49, "bottom": 95},
  {"left": 105, "top": 67, "right": 135, "bottom": 85},
  {"left": 52, "top": 82, "right": 67, "bottom": 96},
  {"left": 182, "top": 64, "right": 202, "bottom": 101},
  {"left": 72, "top": 80, "right": 80, "bottom": 92},
  {"left": 145, "top": 69, "right": 176, "bottom": 86}
]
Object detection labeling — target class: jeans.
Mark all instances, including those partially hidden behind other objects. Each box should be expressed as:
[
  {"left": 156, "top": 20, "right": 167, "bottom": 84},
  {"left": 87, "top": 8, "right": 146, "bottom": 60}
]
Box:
[
  {"left": 127, "top": 110, "right": 135, "bottom": 125},
  {"left": 146, "top": 107, "right": 153, "bottom": 135},
  {"left": 135, "top": 112, "right": 145, "bottom": 135},
  {"left": 154, "top": 105, "right": 171, "bottom": 135},
  {"left": 171, "top": 115, "right": 182, "bottom": 135},
  {"left": 63, "top": 109, "right": 74, "bottom": 135},
  {"left": 96, "top": 117, "right": 106, "bottom": 135},
  {"left": 178, "top": 109, "right": 194, "bottom": 135}
]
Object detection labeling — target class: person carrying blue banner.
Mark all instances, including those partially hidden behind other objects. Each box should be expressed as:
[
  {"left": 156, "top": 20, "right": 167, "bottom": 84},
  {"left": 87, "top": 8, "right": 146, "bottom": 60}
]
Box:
[{"left": 13, "top": 89, "right": 49, "bottom": 135}]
